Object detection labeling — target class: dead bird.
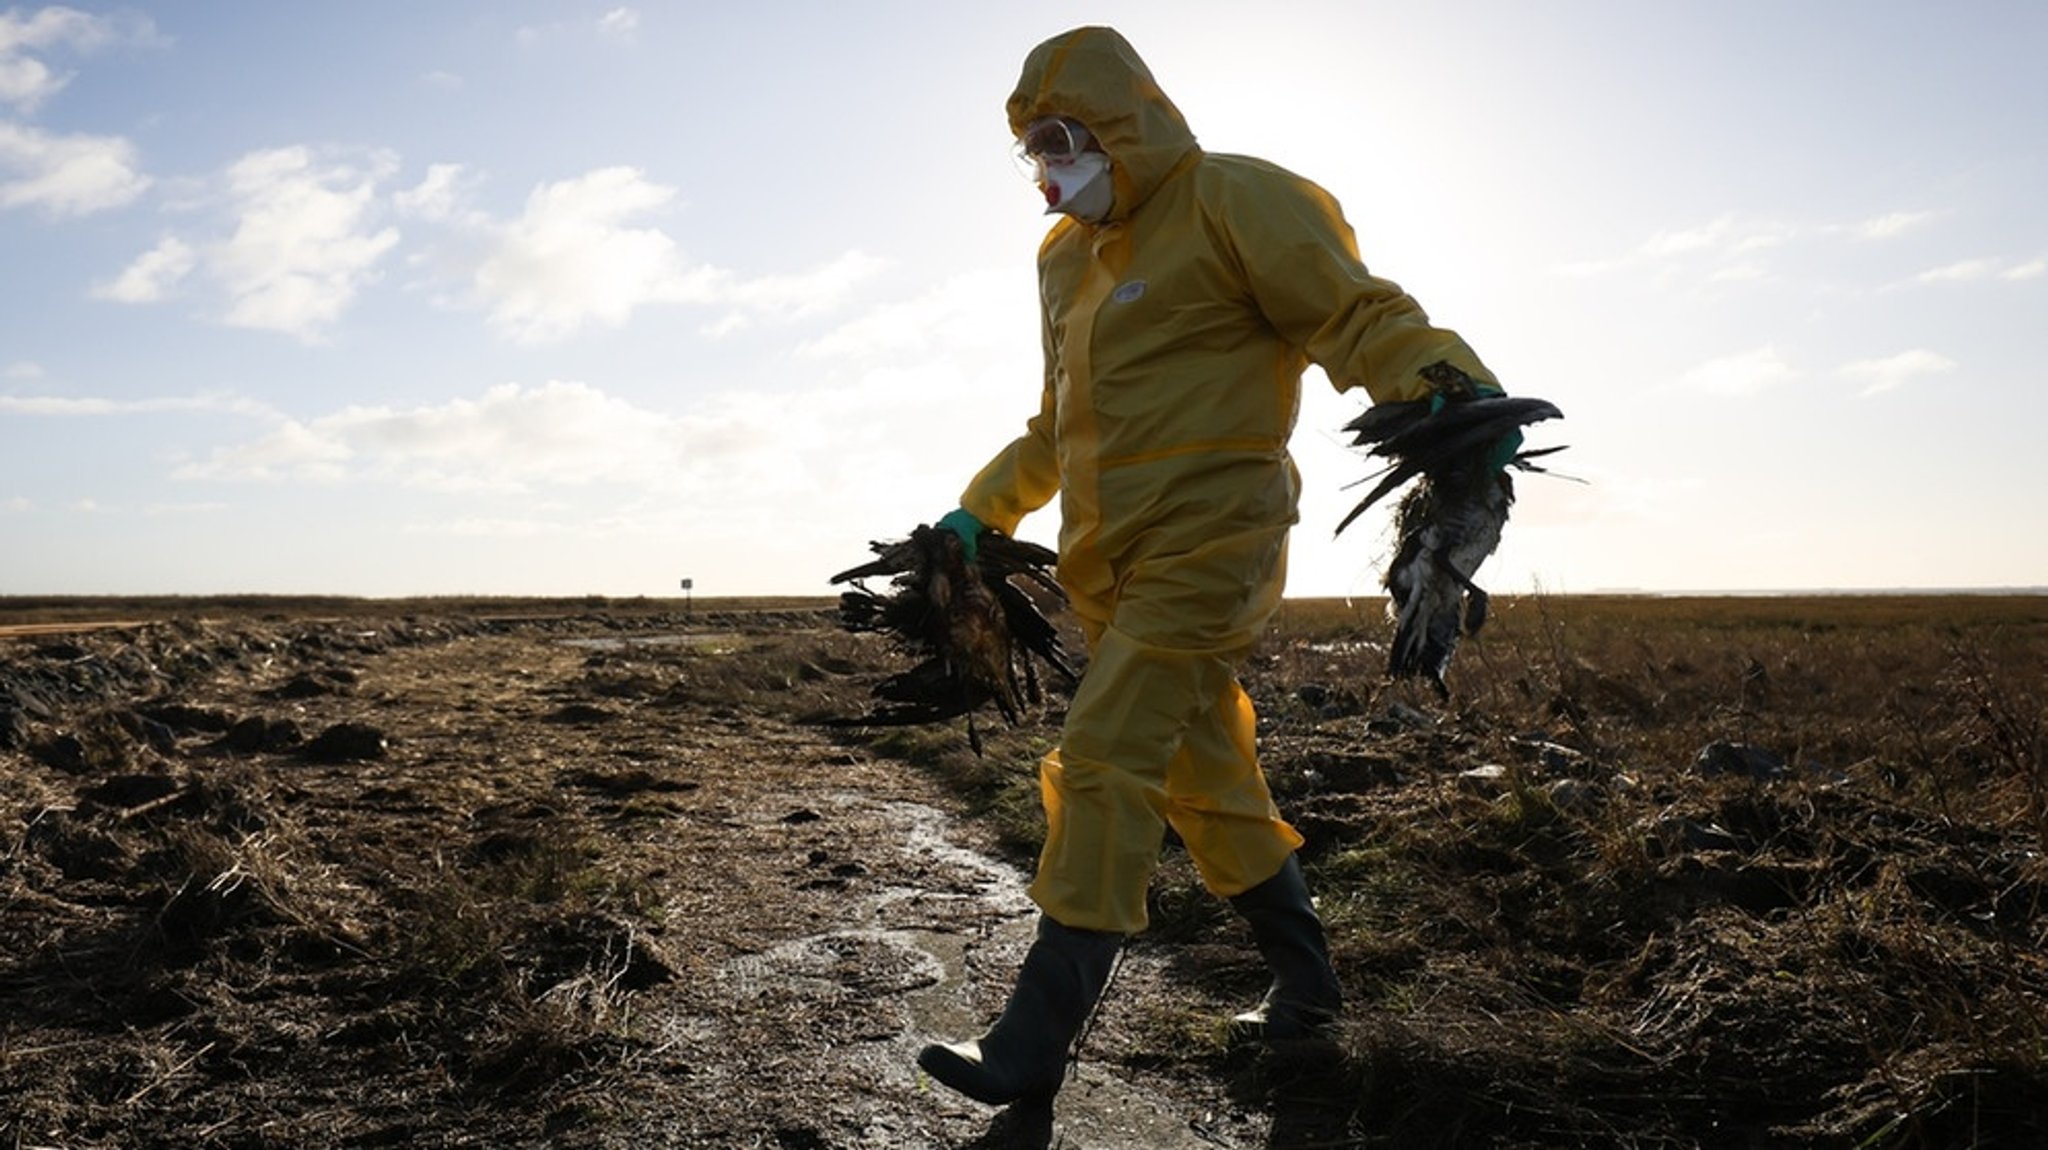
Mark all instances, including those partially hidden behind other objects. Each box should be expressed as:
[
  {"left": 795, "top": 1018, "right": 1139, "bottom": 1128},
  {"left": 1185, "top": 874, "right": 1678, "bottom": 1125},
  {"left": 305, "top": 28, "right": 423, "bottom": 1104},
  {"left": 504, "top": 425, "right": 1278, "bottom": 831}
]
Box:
[
  {"left": 1338, "top": 370, "right": 1565, "bottom": 695},
  {"left": 829, "top": 523, "right": 1076, "bottom": 753}
]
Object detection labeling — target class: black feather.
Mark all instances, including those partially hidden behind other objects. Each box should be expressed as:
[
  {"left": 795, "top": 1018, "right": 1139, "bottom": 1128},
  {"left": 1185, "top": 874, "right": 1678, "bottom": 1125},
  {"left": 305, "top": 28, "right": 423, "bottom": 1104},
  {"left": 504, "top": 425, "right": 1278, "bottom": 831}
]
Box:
[
  {"left": 1337, "top": 395, "right": 1564, "bottom": 535},
  {"left": 826, "top": 523, "right": 1076, "bottom": 751},
  {"left": 1338, "top": 385, "right": 1567, "bottom": 692}
]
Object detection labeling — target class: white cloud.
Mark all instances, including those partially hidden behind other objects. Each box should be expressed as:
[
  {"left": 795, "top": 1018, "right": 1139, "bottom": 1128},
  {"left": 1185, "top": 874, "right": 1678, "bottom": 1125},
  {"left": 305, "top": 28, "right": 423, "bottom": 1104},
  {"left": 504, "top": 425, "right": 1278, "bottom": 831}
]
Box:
[
  {"left": 142, "top": 500, "right": 227, "bottom": 516},
  {"left": 0, "top": 44, "right": 59, "bottom": 107},
  {"left": 89, "top": 155, "right": 882, "bottom": 345},
  {"left": 1908, "top": 255, "right": 2046, "bottom": 285},
  {"left": 334, "top": 380, "right": 697, "bottom": 491},
  {"left": 0, "top": 8, "right": 125, "bottom": 53},
  {"left": 0, "top": 120, "right": 148, "bottom": 215},
  {"left": 711, "top": 249, "right": 888, "bottom": 333},
  {"left": 2, "top": 495, "right": 29, "bottom": 513},
  {"left": 1838, "top": 349, "right": 1957, "bottom": 398},
  {"left": 1552, "top": 254, "right": 1625, "bottom": 278},
  {"left": 93, "top": 235, "right": 195, "bottom": 302},
  {"left": 516, "top": 11, "right": 640, "bottom": 48},
  {"left": 473, "top": 167, "right": 713, "bottom": 343},
  {"left": 1638, "top": 215, "right": 1790, "bottom": 260},
  {"left": 1561, "top": 209, "right": 1957, "bottom": 282},
  {"left": 1558, "top": 214, "right": 1792, "bottom": 279},
  {"left": 798, "top": 267, "right": 1027, "bottom": 361},
  {"left": 1851, "top": 211, "right": 1934, "bottom": 240},
  {"left": 2, "top": 359, "right": 44, "bottom": 379},
  {"left": 1, "top": 394, "right": 106, "bottom": 414},
  {"left": 176, "top": 417, "right": 354, "bottom": 483},
  {"left": 148, "top": 323, "right": 1032, "bottom": 558},
  {"left": 413, "top": 516, "right": 557, "bottom": 539},
  {"left": 0, "top": 391, "right": 274, "bottom": 417},
  {"left": 0, "top": 7, "right": 161, "bottom": 112},
  {"left": 166, "top": 367, "right": 977, "bottom": 510},
  {"left": 175, "top": 379, "right": 776, "bottom": 493},
  {"left": 1707, "top": 263, "right": 1767, "bottom": 283},
  {"left": 1637, "top": 216, "right": 1738, "bottom": 259},
  {"left": 1678, "top": 346, "right": 1799, "bottom": 396},
  {"left": 1917, "top": 258, "right": 2002, "bottom": 283},
  {"left": 393, "top": 162, "right": 471, "bottom": 222},
  {"left": 449, "top": 166, "right": 879, "bottom": 344},
  {"left": 95, "top": 146, "right": 400, "bottom": 336},
  {"left": 0, "top": 5, "right": 121, "bottom": 109},
  {"left": 209, "top": 146, "right": 399, "bottom": 339}
]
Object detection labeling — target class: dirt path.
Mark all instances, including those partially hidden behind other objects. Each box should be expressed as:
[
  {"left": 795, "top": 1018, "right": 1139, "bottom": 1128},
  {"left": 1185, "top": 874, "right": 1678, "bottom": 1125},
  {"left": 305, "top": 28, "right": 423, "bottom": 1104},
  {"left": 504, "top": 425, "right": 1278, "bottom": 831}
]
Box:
[
  {"left": 454, "top": 628, "right": 1264, "bottom": 1148},
  {"left": 3, "top": 614, "right": 1283, "bottom": 1148}
]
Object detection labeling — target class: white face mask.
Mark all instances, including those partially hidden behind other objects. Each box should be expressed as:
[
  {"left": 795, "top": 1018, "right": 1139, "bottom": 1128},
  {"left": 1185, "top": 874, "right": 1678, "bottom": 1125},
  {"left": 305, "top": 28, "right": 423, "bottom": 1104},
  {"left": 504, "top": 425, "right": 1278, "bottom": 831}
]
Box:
[{"left": 1038, "top": 152, "right": 1113, "bottom": 222}]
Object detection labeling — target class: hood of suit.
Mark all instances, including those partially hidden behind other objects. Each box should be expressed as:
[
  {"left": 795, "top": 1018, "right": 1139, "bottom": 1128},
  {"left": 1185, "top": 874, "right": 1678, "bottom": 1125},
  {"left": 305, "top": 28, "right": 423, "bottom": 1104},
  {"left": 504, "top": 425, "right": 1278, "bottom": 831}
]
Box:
[{"left": 1006, "top": 26, "right": 1198, "bottom": 224}]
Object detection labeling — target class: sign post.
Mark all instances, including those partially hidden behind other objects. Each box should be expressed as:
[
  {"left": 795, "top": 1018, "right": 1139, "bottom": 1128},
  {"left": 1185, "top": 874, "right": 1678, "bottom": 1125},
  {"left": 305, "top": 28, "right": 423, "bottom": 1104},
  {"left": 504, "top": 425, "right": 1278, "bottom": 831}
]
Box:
[{"left": 680, "top": 577, "right": 693, "bottom": 616}]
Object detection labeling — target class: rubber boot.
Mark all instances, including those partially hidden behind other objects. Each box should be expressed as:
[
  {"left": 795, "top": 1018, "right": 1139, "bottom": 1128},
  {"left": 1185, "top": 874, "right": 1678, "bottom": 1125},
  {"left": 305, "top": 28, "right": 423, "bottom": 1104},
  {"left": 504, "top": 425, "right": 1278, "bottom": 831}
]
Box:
[
  {"left": 917, "top": 914, "right": 1123, "bottom": 1105},
  {"left": 1228, "top": 854, "right": 1343, "bottom": 1041}
]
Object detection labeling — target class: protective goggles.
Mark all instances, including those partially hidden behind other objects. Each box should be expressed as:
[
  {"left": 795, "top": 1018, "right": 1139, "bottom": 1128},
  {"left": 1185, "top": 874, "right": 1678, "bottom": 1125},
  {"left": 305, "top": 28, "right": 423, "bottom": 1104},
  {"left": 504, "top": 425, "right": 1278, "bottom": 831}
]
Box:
[{"left": 1011, "top": 117, "right": 1093, "bottom": 177}]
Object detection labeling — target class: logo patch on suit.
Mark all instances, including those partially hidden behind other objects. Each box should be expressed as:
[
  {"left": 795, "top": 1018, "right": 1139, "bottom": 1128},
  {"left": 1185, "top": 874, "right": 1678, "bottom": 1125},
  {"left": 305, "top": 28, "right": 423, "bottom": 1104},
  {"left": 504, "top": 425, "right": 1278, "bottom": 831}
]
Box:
[{"left": 1112, "top": 280, "right": 1147, "bottom": 304}]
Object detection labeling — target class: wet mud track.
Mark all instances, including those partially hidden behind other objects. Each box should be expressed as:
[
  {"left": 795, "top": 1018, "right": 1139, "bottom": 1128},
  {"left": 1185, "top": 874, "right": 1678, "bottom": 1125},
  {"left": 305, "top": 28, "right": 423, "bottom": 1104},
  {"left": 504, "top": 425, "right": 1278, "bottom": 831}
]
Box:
[{"left": 1, "top": 613, "right": 1276, "bottom": 1148}]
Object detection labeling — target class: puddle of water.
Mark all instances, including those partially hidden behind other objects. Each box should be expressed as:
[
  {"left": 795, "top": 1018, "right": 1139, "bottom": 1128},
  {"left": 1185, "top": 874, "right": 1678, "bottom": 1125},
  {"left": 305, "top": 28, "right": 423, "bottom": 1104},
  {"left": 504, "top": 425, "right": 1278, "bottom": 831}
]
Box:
[
  {"left": 895, "top": 926, "right": 985, "bottom": 1040},
  {"left": 558, "top": 632, "right": 748, "bottom": 653},
  {"left": 738, "top": 794, "right": 1249, "bottom": 1148},
  {"left": 1303, "top": 638, "right": 1383, "bottom": 656}
]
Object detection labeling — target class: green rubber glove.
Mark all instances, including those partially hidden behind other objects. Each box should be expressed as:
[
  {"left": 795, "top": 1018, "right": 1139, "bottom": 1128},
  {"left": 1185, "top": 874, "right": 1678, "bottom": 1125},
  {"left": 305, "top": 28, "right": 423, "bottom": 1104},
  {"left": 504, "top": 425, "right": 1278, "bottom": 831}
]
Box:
[
  {"left": 1428, "top": 378, "right": 1520, "bottom": 473},
  {"left": 1488, "top": 426, "right": 1525, "bottom": 473},
  {"left": 935, "top": 508, "right": 986, "bottom": 563}
]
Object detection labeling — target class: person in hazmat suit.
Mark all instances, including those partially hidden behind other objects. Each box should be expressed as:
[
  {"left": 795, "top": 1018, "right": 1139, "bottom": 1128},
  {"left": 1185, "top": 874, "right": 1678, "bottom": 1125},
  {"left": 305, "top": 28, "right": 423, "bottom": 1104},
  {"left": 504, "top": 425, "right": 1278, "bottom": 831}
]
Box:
[{"left": 917, "top": 26, "right": 1506, "bottom": 1107}]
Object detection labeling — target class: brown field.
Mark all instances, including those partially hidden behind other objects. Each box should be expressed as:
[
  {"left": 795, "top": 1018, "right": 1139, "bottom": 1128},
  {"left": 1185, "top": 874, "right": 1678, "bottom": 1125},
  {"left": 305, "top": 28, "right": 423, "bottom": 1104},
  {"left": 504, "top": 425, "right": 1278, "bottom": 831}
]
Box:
[{"left": 2, "top": 593, "right": 2044, "bottom": 1148}]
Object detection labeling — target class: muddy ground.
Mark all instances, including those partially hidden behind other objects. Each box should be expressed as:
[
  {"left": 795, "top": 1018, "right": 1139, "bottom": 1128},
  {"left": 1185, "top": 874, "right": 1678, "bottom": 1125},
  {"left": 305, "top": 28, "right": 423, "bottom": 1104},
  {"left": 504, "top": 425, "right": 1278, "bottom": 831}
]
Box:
[
  {"left": 0, "top": 607, "right": 1296, "bottom": 1149},
  {"left": 2, "top": 600, "right": 2045, "bottom": 1148}
]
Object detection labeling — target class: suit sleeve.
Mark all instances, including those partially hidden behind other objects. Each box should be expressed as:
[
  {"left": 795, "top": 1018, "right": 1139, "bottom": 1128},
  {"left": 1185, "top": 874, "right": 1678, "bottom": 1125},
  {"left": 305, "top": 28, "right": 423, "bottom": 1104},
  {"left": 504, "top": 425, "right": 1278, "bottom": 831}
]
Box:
[{"left": 1227, "top": 169, "right": 1498, "bottom": 403}]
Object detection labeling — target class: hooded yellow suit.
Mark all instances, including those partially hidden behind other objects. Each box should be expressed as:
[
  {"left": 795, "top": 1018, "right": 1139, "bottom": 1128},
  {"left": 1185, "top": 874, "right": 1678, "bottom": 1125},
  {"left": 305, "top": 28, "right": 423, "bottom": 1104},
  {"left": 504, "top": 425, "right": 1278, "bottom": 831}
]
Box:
[{"left": 962, "top": 27, "right": 1496, "bottom": 933}]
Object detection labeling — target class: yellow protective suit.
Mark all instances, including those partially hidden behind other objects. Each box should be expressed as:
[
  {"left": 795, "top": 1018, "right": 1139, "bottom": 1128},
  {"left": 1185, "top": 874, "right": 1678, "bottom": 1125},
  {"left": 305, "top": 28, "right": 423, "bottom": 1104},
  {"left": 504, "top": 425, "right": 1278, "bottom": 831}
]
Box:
[{"left": 960, "top": 26, "right": 1497, "bottom": 934}]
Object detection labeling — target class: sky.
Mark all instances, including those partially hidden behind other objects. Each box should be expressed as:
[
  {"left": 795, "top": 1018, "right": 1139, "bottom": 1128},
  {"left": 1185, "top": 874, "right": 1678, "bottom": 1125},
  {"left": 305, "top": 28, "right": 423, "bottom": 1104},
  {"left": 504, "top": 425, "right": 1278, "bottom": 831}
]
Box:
[{"left": 3, "top": 1, "right": 2045, "bottom": 600}]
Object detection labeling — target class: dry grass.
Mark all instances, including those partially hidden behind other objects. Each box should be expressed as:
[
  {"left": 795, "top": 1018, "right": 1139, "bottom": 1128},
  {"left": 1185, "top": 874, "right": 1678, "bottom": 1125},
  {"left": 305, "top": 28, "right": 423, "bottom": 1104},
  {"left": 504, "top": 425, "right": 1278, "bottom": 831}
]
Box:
[
  {"left": 865, "top": 592, "right": 2048, "bottom": 1146},
  {"left": 1216, "top": 594, "right": 2048, "bottom": 1148},
  {"left": 5, "top": 593, "right": 2043, "bottom": 1148}
]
